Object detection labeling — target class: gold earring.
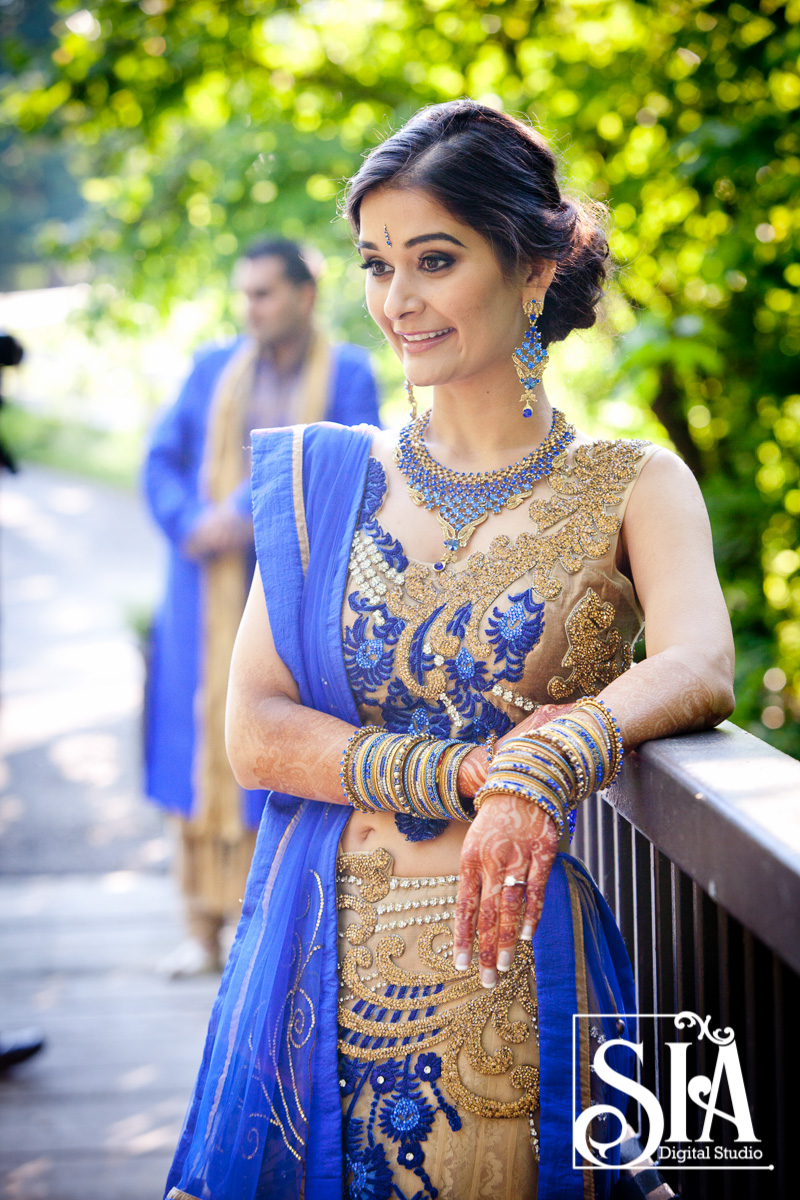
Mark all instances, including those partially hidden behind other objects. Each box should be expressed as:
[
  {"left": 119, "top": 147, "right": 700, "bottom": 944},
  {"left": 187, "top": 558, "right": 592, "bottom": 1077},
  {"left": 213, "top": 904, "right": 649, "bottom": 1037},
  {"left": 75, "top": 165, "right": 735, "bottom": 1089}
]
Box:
[
  {"left": 513, "top": 298, "right": 548, "bottom": 418},
  {"left": 405, "top": 378, "right": 417, "bottom": 421}
]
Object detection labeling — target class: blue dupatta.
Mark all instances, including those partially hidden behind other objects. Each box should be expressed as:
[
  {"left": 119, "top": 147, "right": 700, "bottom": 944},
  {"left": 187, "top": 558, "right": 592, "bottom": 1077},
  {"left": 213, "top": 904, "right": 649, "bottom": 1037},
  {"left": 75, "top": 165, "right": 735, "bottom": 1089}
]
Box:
[{"left": 165, "top": 422, "right": 635, "bottom": 1200}]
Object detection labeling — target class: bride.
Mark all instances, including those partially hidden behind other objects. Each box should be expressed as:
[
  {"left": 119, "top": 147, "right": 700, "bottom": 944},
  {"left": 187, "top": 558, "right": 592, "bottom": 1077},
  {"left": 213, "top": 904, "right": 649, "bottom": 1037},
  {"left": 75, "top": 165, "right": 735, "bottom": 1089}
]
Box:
[{"left": 166, "top": 99, "right": 733, "bottom": 1200}]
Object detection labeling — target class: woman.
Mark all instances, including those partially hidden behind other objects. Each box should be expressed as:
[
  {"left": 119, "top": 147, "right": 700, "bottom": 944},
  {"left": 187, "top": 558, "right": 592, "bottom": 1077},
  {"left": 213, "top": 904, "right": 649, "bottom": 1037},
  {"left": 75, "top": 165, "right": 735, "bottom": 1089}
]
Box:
[{"left": 165, "top": 101, "right": 734, "bottom": 1200}]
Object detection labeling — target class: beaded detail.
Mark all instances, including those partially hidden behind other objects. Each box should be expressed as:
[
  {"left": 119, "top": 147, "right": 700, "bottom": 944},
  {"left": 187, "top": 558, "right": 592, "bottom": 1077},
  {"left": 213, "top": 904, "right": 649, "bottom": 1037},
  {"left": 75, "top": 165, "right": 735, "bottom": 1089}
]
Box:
[
  {"left": 336, "top": 849, "right": 540, "bottom": 1200},
  {"left": 341, "top": 438, "right": 649, "bottom": 816},
  {"left": 395, "top": 407, "right": 575, "bottom": 567},
  {"left": 548, "top": 587, "right": 634, "bottom": 702}
]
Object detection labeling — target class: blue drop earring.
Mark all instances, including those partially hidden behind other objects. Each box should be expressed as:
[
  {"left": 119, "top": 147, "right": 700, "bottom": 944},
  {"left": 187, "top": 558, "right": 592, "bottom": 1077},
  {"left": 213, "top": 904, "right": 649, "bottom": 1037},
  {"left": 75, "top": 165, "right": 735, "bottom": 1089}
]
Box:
[{"left": 513, "top": 298, "right": 548, "bottom": 418}]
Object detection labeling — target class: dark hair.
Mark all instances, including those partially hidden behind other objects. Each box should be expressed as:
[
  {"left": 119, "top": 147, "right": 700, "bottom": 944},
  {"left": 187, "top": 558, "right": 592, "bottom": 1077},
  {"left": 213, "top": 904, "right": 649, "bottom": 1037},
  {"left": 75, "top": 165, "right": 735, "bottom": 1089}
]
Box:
[
  {"left": 242, "top": 238, "right": 315, "bottom": 286},
  {"left": 344, "top": 100, "right": 608, "bottom": 347}
]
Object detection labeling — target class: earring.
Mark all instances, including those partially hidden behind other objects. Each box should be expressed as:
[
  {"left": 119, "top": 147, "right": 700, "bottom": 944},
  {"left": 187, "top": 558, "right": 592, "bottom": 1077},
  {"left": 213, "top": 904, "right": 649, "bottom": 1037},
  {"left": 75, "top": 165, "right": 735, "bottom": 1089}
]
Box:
[
  {"left": 513, "top": 298, "right": 548, "bottom": 418},
  {"left": 405, "top": 378, "right": 417, "bottom": 421}
]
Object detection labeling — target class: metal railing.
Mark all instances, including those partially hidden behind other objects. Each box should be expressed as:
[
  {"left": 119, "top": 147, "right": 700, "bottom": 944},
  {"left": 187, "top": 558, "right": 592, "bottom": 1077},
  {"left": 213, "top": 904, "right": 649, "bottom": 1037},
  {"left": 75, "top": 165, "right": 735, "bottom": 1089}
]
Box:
[{"left": 572, "top": 720, "right": 799, "bottom": 1200}]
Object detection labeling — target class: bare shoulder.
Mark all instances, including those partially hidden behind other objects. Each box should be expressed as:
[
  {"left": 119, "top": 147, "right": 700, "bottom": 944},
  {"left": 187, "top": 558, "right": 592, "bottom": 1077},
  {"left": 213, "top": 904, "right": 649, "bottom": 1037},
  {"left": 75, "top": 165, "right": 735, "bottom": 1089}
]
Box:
[
  {"left": 369, "top": 425, "right": 401, "bottom": 469},
  {"left": 625, "top": 445, "right": 711, "bottom": 534}
]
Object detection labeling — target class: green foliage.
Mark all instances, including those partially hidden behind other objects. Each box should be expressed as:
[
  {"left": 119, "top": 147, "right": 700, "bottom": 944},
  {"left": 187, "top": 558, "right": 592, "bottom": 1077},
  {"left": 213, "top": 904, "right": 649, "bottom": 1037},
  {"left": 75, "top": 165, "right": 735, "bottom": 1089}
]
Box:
[{"left": 2, "top": 0, "right": 800, "bottom": 751}]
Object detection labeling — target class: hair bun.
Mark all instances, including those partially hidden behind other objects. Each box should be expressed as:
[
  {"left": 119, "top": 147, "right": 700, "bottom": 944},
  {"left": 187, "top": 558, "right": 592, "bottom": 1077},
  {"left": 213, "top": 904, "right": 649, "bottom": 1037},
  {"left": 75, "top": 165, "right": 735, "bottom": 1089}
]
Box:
[{"left": 540, "top": 198, "right": 609, "bottom": 347}]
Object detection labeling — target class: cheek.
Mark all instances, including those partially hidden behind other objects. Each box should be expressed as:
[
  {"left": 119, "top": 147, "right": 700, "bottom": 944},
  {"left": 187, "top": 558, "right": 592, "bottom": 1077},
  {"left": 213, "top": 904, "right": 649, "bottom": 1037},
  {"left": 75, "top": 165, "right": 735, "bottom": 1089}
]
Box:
[{"left": 365, "top": 282, "right": 391, "bottom": 331}]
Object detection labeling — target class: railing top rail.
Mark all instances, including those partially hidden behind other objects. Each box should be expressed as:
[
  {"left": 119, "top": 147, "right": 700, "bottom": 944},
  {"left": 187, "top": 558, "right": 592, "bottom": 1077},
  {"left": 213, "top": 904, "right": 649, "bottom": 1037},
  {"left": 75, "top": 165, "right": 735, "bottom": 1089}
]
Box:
[{"left": 604, "top": 720, "right": 800, "bottom": 973}]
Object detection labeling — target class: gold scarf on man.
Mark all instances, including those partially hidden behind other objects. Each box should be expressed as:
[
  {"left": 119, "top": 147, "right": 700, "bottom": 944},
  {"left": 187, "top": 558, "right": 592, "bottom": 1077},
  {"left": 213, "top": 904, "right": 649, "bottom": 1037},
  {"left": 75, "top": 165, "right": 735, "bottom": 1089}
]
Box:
[{"left": 193, "top": 330, "right": 332, "bottom": 846}]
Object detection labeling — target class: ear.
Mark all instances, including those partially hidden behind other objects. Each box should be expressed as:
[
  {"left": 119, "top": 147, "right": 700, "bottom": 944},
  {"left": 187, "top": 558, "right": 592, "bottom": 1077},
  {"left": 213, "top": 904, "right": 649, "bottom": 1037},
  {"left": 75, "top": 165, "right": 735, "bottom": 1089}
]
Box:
[{"left": 522, "top": 260, "right": 556, "bottom": 306}]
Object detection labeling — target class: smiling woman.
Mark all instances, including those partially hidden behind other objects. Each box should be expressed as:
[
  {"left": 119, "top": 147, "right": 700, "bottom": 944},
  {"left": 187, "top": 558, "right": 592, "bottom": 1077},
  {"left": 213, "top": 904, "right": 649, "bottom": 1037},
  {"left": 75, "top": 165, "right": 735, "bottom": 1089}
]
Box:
[{"left": 166, "top": 100, "right": 734, "bottom": 1200}]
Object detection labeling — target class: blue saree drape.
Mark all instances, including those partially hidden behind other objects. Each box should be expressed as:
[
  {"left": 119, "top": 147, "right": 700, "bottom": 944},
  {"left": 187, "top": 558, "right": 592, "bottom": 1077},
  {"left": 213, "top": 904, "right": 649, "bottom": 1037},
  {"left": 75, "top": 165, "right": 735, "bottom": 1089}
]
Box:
[{"left": 165, "top": 422, "right": 636, "bottom": 1200}]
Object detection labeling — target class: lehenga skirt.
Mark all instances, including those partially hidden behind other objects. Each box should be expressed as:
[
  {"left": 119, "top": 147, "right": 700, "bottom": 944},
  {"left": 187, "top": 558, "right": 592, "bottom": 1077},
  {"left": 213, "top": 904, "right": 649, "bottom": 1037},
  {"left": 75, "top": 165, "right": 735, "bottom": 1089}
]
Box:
[{"left": 336, "top": 848, "right": 540, "bottom": 1200}]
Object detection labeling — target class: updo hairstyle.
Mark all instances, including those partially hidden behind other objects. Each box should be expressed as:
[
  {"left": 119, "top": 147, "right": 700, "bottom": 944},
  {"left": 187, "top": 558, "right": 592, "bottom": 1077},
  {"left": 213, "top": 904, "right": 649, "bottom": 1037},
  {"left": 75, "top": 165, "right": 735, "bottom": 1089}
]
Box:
[{"left": 344, "top": 99, "right": 608, "bottom": 347}]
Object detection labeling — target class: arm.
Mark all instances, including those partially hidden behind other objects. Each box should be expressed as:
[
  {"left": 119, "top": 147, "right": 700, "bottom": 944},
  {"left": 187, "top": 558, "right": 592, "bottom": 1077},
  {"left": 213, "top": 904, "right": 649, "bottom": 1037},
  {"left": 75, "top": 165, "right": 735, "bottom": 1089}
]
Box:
[
  {"left": 225, "top": 572, "right": 357, "bottom": 800},
  {"left": 454, "top": 449, "right": 736, "bottom": 985}
]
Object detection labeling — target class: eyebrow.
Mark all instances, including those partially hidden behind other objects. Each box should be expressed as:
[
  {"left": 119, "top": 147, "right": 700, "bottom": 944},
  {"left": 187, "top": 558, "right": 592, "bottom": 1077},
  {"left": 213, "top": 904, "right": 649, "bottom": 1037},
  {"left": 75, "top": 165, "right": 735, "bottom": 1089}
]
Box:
[{"left": 357, "top": 232, "right": 466, "bottom": 251}]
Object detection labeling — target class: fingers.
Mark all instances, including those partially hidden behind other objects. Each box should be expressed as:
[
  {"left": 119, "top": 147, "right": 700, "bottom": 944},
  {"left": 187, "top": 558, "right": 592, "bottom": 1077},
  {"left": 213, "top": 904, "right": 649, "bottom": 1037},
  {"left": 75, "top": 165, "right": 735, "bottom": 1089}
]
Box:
[
  {"left": 453, "top": 860, "right": 481, "bottom": 972},
  {"left": 520, "top": 823, "right": 560, "bottom": 940},
  {"left": 496, "top": 875, "right": 528, "bottom": 971}
]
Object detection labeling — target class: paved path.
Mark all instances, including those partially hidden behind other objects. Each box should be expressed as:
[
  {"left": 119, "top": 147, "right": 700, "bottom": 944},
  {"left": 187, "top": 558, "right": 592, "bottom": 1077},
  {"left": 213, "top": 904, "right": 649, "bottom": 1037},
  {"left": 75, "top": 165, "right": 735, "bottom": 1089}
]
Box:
[{"left": 0, "top": 466, "right": 219, "bottom": 1200}]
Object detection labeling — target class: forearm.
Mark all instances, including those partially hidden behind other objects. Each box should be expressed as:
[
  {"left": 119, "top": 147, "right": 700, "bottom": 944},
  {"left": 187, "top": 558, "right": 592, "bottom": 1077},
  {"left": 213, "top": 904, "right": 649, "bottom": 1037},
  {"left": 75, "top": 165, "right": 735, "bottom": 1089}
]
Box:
[
  {"left": 226, "top": 692, "right": 356, "bottom": 802},
  {"left": 597, "top": 643, "right": 735, "bottom": 749}
]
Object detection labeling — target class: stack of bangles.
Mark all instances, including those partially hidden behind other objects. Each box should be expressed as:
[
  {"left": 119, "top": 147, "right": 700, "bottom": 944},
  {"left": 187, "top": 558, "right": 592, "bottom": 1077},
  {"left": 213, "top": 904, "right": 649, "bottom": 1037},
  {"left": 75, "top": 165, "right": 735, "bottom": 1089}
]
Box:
[
  {"left": 339, "top": 726, "right": 476, "bottom": 822},
  {"left": 471, "top": 697, "right": 625, "bottom": 839},
  {"left": 338, "top": 697, "right": 624, "bottom": 835}
]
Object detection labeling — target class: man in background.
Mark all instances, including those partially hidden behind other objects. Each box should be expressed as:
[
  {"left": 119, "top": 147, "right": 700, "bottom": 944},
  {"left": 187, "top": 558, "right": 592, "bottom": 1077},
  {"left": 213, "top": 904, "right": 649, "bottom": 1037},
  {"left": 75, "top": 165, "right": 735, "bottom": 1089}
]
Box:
[{"left": 143, "top": 239, "right": 380, "bottom": 975}]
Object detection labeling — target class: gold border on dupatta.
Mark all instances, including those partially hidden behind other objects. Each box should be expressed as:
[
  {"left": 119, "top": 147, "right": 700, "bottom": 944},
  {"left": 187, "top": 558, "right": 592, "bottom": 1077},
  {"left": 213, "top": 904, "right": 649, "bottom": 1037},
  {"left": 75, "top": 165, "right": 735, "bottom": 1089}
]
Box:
[
  {"left": 291, "top": 425, "right": 310, "bottom": 576},
  {"left": 567, "top": 864, "right": 596, "bottom": 1200}
]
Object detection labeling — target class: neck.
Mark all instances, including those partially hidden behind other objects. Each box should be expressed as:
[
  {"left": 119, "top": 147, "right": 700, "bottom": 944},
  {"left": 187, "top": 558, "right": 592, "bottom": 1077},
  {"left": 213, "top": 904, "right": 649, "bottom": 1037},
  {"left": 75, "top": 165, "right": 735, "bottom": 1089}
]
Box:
[
  {"left": 258, "top": 325, "right": 313, "bottom": 372},
  {"left": 423, "top": 363, "right": 554, "bottom": 472}
]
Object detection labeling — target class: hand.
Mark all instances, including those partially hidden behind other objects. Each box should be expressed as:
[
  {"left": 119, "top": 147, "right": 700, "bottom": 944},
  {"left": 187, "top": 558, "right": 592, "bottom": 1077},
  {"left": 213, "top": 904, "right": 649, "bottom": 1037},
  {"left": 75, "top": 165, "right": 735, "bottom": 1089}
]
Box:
[
  {"left": 184, "top": 505, "right": 254, "bottom": 561},
  {"left": 453, "top": 794, "right": 559, "bottom": 988}
]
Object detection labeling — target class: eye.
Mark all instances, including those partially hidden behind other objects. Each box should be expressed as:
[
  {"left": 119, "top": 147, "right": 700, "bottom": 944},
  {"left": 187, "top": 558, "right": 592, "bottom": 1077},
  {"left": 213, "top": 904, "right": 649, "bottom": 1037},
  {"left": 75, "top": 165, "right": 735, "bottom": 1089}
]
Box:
[
  {"left": 420, "top": 253, "right": 454, "bottom": 271},
  {"left": 360, "top": 258, "right": 391, "bottom": 276}
]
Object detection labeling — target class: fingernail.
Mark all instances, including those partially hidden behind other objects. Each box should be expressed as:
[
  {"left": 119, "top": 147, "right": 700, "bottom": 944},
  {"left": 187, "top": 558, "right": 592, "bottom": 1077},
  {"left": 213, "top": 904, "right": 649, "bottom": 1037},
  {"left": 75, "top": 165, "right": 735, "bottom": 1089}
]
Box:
[
  {"left": 497, "top": 950, "right": 512, "bottom": 971},
  {"left": 520, "top": 923, "right": 533, "bottom": 941},
  {"left": 481, "top": 969, "right": 497, "bottom": 989},
  {"left": 454, "top": 953, "right": 469, "bottom": 971}
]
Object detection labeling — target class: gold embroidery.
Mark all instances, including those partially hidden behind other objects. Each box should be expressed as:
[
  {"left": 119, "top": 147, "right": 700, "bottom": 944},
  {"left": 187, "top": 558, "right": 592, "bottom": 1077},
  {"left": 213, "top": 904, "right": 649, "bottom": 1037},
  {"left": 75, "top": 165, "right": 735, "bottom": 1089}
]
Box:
[
  {"left": 246, "top": 869, "right": 324, "bottom": 1165},
  {"left": 384, "top": 440, "right": 648, "bottom": 705},
  {"left": 548, "top": 587, "right": 634, "bottom": 701},
  {"left": 336, "top": 850, "right": 539, "bottom": 1122}
]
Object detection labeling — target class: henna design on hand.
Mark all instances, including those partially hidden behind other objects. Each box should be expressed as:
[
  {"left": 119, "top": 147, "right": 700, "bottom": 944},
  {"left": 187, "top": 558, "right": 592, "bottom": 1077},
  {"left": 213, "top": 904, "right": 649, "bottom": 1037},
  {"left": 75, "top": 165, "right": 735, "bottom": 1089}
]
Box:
[{"left": 454, "top": 794, "right": 559, "bottom": 981}]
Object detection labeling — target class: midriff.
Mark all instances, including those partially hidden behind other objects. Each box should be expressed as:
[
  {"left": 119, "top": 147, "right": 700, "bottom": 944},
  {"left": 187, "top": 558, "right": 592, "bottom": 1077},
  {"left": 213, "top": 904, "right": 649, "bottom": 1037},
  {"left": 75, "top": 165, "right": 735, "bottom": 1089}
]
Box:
[{"left": 339, "top": 810, "right": 468, "bottom": 876}]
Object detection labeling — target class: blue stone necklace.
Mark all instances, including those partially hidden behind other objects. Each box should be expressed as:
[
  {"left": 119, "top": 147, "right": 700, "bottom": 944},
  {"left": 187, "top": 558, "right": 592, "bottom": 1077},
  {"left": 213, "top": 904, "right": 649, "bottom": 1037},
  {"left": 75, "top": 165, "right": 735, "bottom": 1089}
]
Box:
[{"left": 395, "top": 407, "right": 575, "bottom": 570}]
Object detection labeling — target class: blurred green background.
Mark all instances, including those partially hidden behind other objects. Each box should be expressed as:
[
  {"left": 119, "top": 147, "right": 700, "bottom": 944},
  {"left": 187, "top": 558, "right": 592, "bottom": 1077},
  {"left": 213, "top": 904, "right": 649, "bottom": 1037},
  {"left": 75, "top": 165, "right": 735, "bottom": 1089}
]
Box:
[{"left": 1, "top": 0, "right": 798, "bottom": 754}]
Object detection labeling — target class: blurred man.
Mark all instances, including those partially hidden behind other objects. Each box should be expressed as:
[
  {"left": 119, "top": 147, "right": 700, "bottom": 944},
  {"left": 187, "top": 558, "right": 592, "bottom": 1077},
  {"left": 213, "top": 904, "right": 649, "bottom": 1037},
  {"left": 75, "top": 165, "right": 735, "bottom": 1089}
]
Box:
[{"left": 143, "top": 239, "right": 380, "bottom": 975}]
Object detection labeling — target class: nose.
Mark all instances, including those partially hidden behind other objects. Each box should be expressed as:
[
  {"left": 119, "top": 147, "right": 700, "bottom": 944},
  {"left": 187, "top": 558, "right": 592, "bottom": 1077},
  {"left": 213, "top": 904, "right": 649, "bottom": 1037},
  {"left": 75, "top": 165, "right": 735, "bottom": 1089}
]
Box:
[{"left": 382, "top": 270, "right": 424, "bottom": 324}]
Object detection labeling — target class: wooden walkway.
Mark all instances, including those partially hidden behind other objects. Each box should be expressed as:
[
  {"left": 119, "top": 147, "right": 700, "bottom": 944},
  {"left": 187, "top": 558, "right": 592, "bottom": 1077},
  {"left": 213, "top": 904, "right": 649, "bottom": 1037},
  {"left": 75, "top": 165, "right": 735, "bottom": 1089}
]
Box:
[{"left": 0, "top": 467, "right": 218, "bottom": 1200}]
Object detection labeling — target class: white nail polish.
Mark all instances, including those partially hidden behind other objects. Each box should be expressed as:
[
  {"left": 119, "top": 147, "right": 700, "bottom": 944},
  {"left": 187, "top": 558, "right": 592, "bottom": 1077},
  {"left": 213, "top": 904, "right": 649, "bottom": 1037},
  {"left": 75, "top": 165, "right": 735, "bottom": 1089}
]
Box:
[
  {"left": 454, "top": 953, "right": 469, "bottom": 971},
  {"left": 520, "top": 923, "right": 533, "bottom": 941},
  {"left": 497, "top": 950, "right": 512, "bottom": 971},
  {"left": 481, "top": 969, "right": 497, "bottom": 989}
]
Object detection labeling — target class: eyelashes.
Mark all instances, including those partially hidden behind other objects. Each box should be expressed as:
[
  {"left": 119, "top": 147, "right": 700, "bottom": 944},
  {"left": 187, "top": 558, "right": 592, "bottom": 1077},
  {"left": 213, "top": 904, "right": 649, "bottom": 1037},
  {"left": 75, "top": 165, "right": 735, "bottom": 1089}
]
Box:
[{"left": 359, "top": 253, "right": 455, "bottom": 276}]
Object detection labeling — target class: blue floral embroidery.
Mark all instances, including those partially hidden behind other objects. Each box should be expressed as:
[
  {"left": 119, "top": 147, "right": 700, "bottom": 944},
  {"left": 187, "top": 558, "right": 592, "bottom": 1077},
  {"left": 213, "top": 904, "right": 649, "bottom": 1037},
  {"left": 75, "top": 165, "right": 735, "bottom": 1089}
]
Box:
[
  {"left": 343, "top": 596, "right": 406, "bottom": 704},
  {"left": 341, "top": 1048, "right": 461, "bottom": 1200},
  {"left": 344, "top": 461, "right": 549, "bottom": 848},
  {"left": 393, "top": 813, "right": 449, "bottom": 842},
  {"left": 442, "top": 647, "right": 493, "bottom": 719},
  {"left": 459, "top": 700, "right": 513, "bottom": 745},
  {"left": 356, "top": 459, "right": 408, "bottom": 573},
  {"left": 380, "top": 680, "right": 453, "bottom": 740},
  {"left": 485, "top": 589, "right": 545, "bottom": 681},
  {"left": 345, "top": 1117, "right": 394, "bottom": 1200}
]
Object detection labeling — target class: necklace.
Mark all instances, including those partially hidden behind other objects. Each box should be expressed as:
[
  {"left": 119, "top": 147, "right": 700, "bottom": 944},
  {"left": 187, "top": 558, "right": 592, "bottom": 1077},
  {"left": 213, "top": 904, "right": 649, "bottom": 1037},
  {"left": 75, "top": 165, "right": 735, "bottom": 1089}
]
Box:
[{"left": 394, "top": 408, "right": 575, "bottom": 569}]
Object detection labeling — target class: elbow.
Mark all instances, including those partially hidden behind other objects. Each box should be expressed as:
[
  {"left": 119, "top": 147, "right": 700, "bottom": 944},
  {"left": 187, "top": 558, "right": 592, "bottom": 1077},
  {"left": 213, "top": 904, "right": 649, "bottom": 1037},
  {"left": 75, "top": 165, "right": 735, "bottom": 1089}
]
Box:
[
  {"left": 225, "top": 704, "right": 264, "bottom": 791},
  {"left": 704, "top": 648, "right": 736, "bottom": 728},
  {"left": 226, "top": 727, "right": 260, "bottom": 791}
]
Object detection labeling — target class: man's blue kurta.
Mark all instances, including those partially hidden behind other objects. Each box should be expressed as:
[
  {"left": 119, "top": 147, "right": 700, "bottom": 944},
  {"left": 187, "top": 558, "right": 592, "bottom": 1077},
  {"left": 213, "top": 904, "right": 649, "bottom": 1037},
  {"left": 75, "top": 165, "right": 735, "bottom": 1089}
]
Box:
[{"left": 142, "top": 337, "right": 380, "bottom": 828}]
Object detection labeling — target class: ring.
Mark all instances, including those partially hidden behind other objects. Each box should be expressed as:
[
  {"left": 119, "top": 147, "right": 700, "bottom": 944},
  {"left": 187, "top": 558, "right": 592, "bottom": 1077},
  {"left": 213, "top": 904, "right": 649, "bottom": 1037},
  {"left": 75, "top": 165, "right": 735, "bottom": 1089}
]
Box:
[{"left": 503, "top": 874, "right": 527, "bottom": 888}]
